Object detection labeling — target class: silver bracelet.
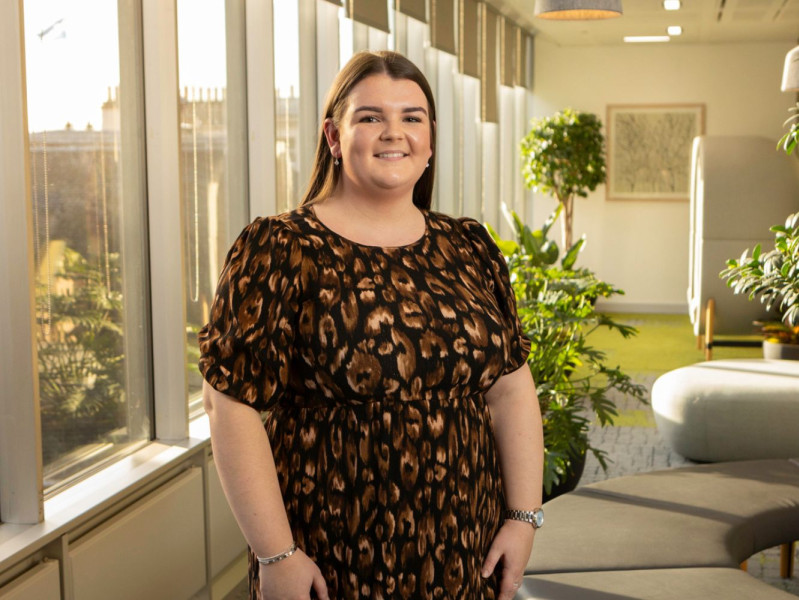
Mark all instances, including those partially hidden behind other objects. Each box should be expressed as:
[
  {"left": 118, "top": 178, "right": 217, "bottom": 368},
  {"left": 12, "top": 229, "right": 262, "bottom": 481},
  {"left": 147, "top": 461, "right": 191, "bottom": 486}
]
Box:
[{"left": 256, "top": 542, "right": 297, "bottom": 566}]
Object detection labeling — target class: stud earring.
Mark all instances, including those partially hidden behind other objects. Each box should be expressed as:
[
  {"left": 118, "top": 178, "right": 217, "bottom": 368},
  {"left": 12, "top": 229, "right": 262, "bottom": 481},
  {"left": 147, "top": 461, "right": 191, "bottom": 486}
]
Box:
[{"left": 426, "top": 162, "right": 430, "bottom": 168}]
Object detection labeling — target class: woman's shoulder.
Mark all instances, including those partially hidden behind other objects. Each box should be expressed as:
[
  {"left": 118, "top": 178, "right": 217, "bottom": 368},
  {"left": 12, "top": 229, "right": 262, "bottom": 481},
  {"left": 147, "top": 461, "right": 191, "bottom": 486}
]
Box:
[
  {"left": 243, "top": 206, "right": 316, "bottom": 243},
  {"left": 427, "top": 210, "right": 493, "bottom": 247}
]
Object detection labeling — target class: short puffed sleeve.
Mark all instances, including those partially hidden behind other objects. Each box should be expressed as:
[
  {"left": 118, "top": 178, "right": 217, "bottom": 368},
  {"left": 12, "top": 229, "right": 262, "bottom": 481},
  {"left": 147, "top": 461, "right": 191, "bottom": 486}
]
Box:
[
  {"left": 198, "top": 217, "right": 302, "bottom": 412},
  {"left": 459, "top": 217, "right": 531, "bottom": 374}
]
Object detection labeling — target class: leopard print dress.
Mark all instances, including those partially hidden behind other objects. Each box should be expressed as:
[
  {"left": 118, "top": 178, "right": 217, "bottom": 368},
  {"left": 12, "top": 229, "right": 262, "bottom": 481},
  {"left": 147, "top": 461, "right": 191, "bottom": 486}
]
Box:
[{"left": 199, "top": 206, "right": 531, "bottom": 599}]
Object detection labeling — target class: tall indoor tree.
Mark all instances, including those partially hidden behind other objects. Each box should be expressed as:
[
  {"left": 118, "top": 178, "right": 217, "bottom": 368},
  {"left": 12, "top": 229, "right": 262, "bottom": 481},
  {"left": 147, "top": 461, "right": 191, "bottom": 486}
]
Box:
[{"left": 520, "top": 108, "right": 606, "bottom": 248}]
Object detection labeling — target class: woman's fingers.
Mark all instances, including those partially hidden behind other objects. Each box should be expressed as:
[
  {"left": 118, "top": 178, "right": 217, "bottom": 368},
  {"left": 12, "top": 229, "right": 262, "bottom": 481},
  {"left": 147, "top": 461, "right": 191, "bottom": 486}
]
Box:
[
  {"left": 312, "top": 566, "right": 330, "bottom": 600},
  {"left": 499, "top": 566, "right": 524, "bottom": 600}
]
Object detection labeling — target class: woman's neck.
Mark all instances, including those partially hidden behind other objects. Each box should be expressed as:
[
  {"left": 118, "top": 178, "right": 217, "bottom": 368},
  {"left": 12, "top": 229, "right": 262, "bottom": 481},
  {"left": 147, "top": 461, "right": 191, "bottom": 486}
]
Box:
[{"left": 312, "top": 191, "right": 425, "bottom": 247}]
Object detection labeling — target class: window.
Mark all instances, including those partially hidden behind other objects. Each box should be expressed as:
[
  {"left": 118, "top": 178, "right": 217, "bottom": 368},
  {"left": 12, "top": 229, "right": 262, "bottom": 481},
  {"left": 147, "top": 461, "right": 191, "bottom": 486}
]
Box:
[
  {"left": 176, "top": 0, "right": 232, "bottom": 414},
  {"left": 23, "top": 0, "right": 151, "bottom": 493},
  {"left": 274, "top": 0, "right": 302, "bottom": 211}
]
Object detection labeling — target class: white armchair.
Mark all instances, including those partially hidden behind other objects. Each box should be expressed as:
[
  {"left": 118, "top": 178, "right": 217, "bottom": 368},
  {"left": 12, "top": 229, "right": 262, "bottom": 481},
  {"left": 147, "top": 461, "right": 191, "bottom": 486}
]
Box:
[{"left": 687, "top": 135, "right": 799, "bottom": 358}]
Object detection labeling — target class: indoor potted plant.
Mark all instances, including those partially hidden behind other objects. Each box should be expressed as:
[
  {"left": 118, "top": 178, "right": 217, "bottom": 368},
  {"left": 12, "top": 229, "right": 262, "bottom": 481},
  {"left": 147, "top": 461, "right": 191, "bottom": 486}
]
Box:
[
  {"left": 489, "top": 206, "right": 647, "bottom": 499},
  {"left": 721, "top": 211, "right": 799, "bottom": 360},
  {"left": 520, "top": 108, "right": 606, "bottom": 249}
]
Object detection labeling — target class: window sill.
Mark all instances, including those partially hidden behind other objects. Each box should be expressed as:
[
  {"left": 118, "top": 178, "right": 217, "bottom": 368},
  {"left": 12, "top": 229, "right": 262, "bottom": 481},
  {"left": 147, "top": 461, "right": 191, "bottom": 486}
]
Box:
[{"left": 0, "top": 414, "right": 213, "bottom": 574}]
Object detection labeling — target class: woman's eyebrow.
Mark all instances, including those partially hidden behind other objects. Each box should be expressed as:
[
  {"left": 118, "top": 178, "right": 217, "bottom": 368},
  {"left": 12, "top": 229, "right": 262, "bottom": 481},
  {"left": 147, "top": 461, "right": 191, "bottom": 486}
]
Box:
[{"left": 352, "top": 105, "right": 428, "bottom": 116}]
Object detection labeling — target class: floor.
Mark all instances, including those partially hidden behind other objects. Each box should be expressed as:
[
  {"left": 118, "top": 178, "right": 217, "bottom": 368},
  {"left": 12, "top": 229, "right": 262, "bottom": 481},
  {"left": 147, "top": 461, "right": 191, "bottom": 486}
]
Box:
[{"left": 224, "top": 375, "right": 799, "bottom": 599}]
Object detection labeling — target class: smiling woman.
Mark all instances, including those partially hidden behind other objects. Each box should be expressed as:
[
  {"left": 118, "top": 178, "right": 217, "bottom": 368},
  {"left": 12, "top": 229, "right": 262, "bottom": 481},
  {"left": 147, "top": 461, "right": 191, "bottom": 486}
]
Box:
[{"left": 200, "top": 51, "right": 544, "bottom": 600}]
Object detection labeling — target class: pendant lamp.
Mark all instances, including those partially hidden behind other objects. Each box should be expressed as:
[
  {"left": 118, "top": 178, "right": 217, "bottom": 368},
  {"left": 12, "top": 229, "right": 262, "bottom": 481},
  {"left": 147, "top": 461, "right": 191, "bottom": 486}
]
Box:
[
  {"left": 782, "top": 46, "right": 799, "bottom": 92},
  {"left": 535, "top": 0, "right": 623, "bottom": 20}
]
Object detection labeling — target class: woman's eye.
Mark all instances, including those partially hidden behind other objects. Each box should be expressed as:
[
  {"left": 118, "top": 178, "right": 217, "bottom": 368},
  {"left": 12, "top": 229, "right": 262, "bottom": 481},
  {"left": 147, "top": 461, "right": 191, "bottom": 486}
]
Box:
[
  {"left": 360, "top": 115, "right": 379, "bottom": 123},
  {"left": 405, "top": 116, "right": 422, "bottom": 123}
]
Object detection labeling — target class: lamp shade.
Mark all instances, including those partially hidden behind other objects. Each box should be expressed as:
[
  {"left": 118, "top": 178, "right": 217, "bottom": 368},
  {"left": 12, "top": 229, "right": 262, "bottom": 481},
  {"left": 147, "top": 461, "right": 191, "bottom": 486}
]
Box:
[
  {"left": 782, "top": 45, "right": 799, "bottom": 92},
  {"left": 535, "top": 0, "right": 623, "bottom": 20}
]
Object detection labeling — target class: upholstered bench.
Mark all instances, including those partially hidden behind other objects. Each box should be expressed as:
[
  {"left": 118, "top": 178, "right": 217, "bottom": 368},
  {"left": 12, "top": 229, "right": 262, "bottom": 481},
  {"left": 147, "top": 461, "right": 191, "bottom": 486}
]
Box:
[
  {"left": 519, "top": 459, "right": 799, "bottom": 600},
  {"left": 652, "top": 359, "right": 799, "bottom": 462},
  {"left": 519, "top": 567, "right": 798, "bottom": 599}
]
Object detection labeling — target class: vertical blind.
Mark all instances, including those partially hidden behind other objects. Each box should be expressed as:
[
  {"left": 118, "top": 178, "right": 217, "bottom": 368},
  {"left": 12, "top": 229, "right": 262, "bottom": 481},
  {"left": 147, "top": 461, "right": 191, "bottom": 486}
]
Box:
[
  {"left": 397, "top": 0, "right": 427, "bottom": 23},
  {"left": 347, "top": 0, "right": 390, "bottom": 33},
  {"left": 500, "top": 17, "right": 517, "bottom": 87},
  {"left": 431, "top": 0, "right": 456, "bottom": 55},
  {"left": 459, "top": 0, "right": 479, "bottom": 79}
]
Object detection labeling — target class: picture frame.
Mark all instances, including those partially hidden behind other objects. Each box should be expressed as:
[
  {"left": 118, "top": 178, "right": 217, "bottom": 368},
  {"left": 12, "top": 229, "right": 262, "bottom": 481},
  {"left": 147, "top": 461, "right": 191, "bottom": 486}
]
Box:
[{"left": 606, "top": 104, "right": 705, "bottom": 201}]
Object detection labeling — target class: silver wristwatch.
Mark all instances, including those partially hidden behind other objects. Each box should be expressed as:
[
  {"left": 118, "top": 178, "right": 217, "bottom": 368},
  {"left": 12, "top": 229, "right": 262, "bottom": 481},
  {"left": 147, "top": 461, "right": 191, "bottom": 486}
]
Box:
[{"left": 504, "top": 508, "right": 544, "bottom": 529}]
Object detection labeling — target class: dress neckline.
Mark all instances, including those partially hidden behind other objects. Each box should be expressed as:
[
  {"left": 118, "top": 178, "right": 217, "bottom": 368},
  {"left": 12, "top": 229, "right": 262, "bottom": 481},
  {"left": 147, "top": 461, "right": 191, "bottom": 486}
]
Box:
[{"left": 305, "top": 205, "right": 429, "bottom": 250}]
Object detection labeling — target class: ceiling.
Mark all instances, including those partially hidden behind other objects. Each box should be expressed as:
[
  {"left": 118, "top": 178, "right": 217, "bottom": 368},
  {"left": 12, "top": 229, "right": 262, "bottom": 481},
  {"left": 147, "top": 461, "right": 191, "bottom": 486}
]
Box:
[{"left": 495, "top": 0, "right": 799, "bottom": 46}]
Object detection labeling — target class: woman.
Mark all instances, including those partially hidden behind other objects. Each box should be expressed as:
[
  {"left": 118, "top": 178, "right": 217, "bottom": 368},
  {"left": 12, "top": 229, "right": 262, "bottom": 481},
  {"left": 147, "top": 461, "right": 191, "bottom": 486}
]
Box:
[{"left": 200, "top": 50, "right": 544, "bottom": 600}]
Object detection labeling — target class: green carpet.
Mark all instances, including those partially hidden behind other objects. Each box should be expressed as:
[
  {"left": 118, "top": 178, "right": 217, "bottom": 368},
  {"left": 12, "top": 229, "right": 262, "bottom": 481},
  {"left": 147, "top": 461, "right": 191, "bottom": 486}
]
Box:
[
  {"left": 585, "top": 313, "right": 762, "bottom": 428},
  {"left": 591, "top": 313, "right": 762, "bottom": 376}
]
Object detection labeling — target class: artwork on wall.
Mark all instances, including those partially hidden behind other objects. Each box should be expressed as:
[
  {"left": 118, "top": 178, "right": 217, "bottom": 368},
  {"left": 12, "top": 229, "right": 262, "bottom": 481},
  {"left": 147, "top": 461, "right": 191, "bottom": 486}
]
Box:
[{"left": 606, "top": 104, "right": 705, "bottom": 201}]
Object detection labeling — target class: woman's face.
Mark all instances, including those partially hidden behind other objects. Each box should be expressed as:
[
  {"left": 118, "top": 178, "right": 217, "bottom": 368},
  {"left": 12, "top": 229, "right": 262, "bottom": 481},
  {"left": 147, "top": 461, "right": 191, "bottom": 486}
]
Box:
[{"left": 324, "top": 73, "right": 433, "bottom": 200}]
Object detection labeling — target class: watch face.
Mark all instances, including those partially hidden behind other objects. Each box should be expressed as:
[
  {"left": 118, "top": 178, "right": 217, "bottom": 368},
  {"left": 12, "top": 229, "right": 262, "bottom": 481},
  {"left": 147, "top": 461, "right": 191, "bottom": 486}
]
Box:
[{"left": 533, "top": 509, "right": 544, "bottom": 528}]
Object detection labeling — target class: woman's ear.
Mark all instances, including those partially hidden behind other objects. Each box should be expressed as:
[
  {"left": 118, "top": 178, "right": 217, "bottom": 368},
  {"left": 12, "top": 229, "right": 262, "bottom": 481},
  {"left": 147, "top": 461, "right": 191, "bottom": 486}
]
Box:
[{"left": 323, "top": 118, "right": 340, "bottom": 158}]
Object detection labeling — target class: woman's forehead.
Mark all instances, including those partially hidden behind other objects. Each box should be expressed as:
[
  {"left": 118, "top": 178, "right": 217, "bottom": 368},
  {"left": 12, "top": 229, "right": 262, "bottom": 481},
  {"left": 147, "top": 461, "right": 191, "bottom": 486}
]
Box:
[{"left": 345, "top": 74, "right": 428, "bottom": 110}]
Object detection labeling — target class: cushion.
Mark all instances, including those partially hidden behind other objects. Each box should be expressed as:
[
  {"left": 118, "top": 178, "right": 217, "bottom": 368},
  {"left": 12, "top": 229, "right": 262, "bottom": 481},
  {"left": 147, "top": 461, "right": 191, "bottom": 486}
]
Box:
[{"left": 526, "top": 459, "right": 799, "bottom": 574}]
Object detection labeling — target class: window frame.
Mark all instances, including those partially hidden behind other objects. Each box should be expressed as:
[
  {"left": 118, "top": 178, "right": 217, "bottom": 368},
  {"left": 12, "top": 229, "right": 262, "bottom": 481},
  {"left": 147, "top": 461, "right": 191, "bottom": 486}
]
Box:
[{"left": 0, "top": 0, "right": 43, "bottom": 527}]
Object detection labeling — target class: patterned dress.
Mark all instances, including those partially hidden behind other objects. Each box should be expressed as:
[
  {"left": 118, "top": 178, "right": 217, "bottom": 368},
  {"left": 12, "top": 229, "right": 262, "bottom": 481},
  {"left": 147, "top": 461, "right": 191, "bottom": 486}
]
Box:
[{"left": 198, "top": 206, "right": 530, "bottom": 599}]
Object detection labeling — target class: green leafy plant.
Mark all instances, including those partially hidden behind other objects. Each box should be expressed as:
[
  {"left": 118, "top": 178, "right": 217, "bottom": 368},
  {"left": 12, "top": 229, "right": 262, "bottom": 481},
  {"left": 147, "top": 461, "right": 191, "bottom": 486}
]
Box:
[
  {"left": 520, "top": 108, "right": 606, "bottom": 249},
  {"left": 720, "top": 212, "right": 799, "bottom": 331},
  {"left": 488, "top": 207, "right": 647, "bottom": 496},
  {"left": 36, "top": 246, "right": 127, "bottom": 466}
]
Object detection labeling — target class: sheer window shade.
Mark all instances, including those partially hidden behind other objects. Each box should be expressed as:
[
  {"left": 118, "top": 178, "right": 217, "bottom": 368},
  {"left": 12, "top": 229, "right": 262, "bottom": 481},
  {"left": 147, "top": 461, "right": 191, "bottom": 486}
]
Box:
[
  {"left": 346, "top": 0, "right": 390, "bottom": 33},
  {"left": 459, "top": 0, "right": 479, "bottom": 79},
  {"left": 481, "top": 5, "right": 498, "bottom": 122},
  {"left": 500, "top": 18, "right": 517, "bottom": 87},
  {"left": 397, "top": 0, "right": 427, "bottom": 22},
  {"left": 431, "top": 0, "right": 456, "bottom": 55}
]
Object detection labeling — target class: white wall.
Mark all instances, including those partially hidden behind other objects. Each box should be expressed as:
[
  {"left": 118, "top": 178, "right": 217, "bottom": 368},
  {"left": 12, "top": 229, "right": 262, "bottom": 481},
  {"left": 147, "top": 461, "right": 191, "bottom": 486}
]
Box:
[{"left": 531, "top": 39, "right": 795, "bottom": 312}]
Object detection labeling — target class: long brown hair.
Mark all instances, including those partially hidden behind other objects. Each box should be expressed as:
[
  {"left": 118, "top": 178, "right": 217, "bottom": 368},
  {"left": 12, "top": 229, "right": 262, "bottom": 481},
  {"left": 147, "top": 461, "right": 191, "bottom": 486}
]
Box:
[{"left": 300, "top": 51, "right": 437, "bottom": 210}]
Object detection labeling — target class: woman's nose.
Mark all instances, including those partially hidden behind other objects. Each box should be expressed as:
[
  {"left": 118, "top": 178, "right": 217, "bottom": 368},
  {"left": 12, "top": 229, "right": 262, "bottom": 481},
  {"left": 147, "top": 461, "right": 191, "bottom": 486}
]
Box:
[{"left": 380, "top": 118, "right": 404, "bottom": 140}]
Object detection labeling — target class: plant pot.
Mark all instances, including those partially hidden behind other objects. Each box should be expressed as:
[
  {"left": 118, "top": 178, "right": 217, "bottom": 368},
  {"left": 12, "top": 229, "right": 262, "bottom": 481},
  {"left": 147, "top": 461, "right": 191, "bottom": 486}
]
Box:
[
  {"left": 763, "top": 340, "right": 799, "bottom": 360},
  {"left": 543, "top": 451, "right": 587, "bottom": 503}
]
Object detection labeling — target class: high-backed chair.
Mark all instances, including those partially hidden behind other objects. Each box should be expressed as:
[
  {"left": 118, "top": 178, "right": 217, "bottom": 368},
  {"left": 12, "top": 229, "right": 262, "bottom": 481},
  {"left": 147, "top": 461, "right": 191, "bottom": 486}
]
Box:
[{"left": 687, "top": 135, "right": 799, "bottom": 358}]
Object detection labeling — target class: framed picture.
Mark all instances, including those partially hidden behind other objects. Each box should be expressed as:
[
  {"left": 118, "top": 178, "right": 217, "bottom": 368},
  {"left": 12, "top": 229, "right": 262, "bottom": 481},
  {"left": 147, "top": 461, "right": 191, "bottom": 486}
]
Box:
[{"left": 606, "top": 104, "right": 705, "bottom": 201}]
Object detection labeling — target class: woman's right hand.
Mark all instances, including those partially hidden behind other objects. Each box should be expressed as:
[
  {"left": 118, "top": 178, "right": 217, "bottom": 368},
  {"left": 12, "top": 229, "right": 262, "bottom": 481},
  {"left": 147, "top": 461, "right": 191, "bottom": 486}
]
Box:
[{"left": 259, "top": 549, "right": 330, "bottom": 600}]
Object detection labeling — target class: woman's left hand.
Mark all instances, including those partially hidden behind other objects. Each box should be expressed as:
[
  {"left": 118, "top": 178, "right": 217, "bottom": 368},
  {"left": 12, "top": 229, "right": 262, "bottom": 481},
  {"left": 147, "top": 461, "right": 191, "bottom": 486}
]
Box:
[{"left": 481, "top": 520, "right": 535, "bottom": 600}]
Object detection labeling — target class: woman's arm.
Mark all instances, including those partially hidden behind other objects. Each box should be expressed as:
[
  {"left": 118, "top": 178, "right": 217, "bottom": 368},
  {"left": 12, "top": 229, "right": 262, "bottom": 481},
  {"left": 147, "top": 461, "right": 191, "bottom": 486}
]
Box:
[
  {"left": 203, "top": 381, "right": 329, "bottom": 600},
  {"left": 481, "top": 365, "right": 544, "bottom": 600}
]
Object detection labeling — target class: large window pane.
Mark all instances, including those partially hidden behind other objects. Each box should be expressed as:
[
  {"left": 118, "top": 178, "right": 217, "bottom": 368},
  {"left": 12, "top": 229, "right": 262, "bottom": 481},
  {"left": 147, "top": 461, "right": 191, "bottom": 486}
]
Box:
[
  {"left": 177, "top": 0, "right": 230, "bottom": 413},
  {"left": 275, "top": 0, "right": 301, "bottom": 211},
  {"left": 24, "top": 0, "right": 150, "bottom": 492}
]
